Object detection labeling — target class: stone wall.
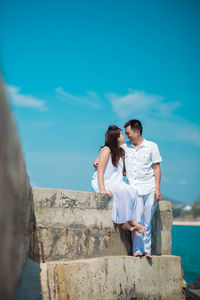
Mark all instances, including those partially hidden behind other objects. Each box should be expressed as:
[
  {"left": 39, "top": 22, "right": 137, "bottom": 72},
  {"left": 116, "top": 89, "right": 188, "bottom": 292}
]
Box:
[
  {"left": 0, "top": 78, "right": 33, "bottom": 300},
  {"left": 29, "top": 187, "right": 173, "bottom": 262}
]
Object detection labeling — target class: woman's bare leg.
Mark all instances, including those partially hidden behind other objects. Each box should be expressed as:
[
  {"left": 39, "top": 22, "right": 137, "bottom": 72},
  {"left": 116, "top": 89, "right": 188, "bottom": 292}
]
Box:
[{"left": 128, "top": 220, "right": 147, "bottom": 233}]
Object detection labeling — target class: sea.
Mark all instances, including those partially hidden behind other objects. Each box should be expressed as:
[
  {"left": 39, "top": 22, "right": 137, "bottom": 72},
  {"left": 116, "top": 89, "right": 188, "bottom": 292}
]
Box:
[{"left": 172, "top": 225, "right": 200, "bottom": 284}]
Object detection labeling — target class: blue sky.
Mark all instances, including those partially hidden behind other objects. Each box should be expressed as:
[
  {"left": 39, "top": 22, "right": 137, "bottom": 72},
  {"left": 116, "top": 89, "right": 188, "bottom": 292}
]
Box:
[{"left": 1, "top": 0, "right": 200, "bottom": 203}]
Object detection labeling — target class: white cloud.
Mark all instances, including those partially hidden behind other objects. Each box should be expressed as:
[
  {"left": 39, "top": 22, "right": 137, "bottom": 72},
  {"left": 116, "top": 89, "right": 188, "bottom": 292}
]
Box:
[
  {"left": 179, "top": 180, "right": 187, "bottom": 185},
  {"left": 6, "top": 85, "right": 47, "bottom": 110},
  {"left": 106, "top": 89, "right": 200, "bottom": 147},
  {"left": 55, "top": 87, "right": 103, "bottom": 110},
  {"left": 144, "top": 118, "right": 200, "bottom": 147},
  {"left": 106, "top": 90, "right": 182, "bottom": 119}
]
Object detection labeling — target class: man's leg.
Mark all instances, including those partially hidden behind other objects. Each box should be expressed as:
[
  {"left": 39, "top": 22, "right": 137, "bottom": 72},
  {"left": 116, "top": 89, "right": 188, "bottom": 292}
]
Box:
[
  {"left": 143, "top": 192, "right": 157, "bottom": 255},
  {"left": 131, "top": 194, "right": 145, "bottom": 255}
]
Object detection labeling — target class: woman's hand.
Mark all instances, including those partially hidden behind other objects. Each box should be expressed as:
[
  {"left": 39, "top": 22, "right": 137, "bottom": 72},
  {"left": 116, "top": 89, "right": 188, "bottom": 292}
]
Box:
[
  {"left": 101, "top": 190, "right": 112, "bottom": 196},
  {"left": 93, "top": 158, "right": 99, "bottom": 169}
]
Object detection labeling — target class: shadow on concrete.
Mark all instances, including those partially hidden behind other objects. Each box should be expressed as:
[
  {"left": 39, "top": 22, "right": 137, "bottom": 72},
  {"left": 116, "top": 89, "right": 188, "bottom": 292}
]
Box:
[
  {"left": 15, "top": 188, "right": 42, "bottom": 300},
  {"left": 28, "top": 188, "right": 42, "bottom": 263},
  {"left": 146, "top": 257, "right": 153, "bottom": 266},
  {"left": 14, "top": 259, "right": 42, "bottom": 300},
  {"left": 151, "top": 206, "right": 162, "bottom": 256},
  {"left": 114, "top": 224, "right": 132, "bottom": 255}
]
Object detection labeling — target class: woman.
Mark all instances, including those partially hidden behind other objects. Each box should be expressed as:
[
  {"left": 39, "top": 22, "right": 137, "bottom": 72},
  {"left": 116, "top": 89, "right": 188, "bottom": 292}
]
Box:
[{"left": 91, "top": 125, "right": 146, "bottom": 233}]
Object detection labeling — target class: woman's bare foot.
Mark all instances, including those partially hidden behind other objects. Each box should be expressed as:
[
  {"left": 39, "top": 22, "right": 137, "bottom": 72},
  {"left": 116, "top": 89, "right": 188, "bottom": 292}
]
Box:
[
  {"left": 122, "top": 222, "right": 136, "bottom": 232},
  {"left": 144, "top": 252, "right": 152, "bottom": 259},
  {"left": 130, "top": 220, "right": 147, "bottom": 233},
  {"left": 133, "top": 251, "right": 143, "bottom": 257}
]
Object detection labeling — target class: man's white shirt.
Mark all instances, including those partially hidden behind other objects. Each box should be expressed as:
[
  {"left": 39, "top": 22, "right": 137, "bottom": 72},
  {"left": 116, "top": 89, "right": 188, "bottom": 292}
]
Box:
[{"left": 122, "top": 139, "right": 162, "bottom": 195}]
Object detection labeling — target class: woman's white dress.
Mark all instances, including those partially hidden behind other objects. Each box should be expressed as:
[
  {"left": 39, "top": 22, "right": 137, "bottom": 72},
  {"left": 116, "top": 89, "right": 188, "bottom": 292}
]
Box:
[{"left": 91, "top": 147, "right": 138, "bottom": 224}]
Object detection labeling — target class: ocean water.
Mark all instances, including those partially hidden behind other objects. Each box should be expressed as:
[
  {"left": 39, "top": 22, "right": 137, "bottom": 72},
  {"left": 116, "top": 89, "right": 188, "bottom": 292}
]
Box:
[{"left": 172, "top": 225, "right": 200, "bottom": 284}]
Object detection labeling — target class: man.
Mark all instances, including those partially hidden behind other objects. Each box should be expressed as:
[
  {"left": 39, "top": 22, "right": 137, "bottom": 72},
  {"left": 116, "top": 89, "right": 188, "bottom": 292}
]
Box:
[
  {"left": 93, "top": 119, "right": 162, "bottom": 258},
  {"left": 122, "top": 120, "right": 162, "bottom": 258}
]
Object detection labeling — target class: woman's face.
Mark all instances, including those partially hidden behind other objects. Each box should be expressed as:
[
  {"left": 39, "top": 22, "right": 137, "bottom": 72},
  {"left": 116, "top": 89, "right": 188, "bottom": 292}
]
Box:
[{"left": 118, "top": 130, "right": 125, "bottom": 146}]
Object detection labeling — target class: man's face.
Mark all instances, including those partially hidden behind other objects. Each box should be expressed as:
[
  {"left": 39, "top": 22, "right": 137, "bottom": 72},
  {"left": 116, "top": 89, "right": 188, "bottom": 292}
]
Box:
[{"left": 125, "top": 126, "right": 139, "bottom": 142}]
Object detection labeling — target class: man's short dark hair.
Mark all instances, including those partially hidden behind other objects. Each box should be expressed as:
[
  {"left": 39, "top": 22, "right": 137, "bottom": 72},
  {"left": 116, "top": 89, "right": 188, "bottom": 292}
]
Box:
[{"left": 124, "top": 119, "right": 143, "bottom": 135}]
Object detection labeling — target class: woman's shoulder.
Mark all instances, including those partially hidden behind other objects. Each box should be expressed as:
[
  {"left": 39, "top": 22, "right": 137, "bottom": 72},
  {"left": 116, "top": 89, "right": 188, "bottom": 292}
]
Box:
[
  {"left": 99, "top": 146, "right": 111, "bottom": 154},
  {"left": 98, "top": 147, "right": 111, "bottom": 161}
]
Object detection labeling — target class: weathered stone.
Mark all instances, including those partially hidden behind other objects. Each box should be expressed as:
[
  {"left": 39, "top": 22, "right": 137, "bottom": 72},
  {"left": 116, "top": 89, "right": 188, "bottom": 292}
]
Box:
[
  {"left": 32, "top": 187, "right": 112, "bottom": 210},
  {"left": 30, "top": 226, "right": 132, "bottom": 262},
  {"left": 0, "top": 78, "right": 33, "bottom": 299},
  {"left": 152, "top": 201, "right": 173, "bottom": 255},
  {"left": 30, "top": 188, "right": 172, "bottom": 262},
  {"left": 45, "top": 255, "right": 183, "bottom": 300}
]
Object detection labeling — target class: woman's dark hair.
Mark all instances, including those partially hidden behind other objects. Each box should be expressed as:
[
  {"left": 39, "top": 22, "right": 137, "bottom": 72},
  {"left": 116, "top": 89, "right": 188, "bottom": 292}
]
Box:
[{"left": 102, "top": 125, "right": 124, "bottom": 167}]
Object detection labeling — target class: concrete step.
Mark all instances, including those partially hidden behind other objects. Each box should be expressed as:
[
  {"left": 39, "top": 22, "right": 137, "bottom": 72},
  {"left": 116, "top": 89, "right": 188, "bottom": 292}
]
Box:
[
  {"left": 16, "top": 256, "right": 183, "bottom": 300},
  {"left": 29, "top": 187, "right": 173, "bottom": 262}
]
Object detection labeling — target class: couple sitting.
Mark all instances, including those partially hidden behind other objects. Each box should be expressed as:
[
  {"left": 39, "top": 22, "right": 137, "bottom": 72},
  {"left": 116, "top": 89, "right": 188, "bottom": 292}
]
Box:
[{"left": 91, "top": 119, "right": 162, "bottom": 258}]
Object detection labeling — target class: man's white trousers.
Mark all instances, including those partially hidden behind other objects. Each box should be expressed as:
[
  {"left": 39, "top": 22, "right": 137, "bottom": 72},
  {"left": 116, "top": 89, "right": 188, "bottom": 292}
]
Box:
[{"left": 131, "top": 191, "right": 157, "bottom": 255}]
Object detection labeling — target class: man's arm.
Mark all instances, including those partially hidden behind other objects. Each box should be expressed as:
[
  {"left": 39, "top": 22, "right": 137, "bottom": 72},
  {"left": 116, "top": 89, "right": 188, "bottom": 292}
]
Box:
[{"left": 153, "top": 163, "right": 162, "bottom": 201}]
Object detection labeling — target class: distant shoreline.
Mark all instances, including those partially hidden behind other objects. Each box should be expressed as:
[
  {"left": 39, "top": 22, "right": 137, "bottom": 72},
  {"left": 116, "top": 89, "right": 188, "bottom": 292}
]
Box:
[{"left": 173, "top": 221, "right": 200, "bottom": 226}]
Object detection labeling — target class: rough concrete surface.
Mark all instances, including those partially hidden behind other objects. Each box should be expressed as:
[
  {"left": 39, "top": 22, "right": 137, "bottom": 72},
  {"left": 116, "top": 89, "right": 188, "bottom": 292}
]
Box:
[
  {"left": 151, "top": 200, "right": 173, "bottom": 255},
  {"left": 0, "top": 78, "right": 33, "bottom": 299},
  {"left": 30, "top": 187, "right": 173, "bottom": 262},
  {"left": 45, "top": 255, "right": 183, "bottom": 300}
]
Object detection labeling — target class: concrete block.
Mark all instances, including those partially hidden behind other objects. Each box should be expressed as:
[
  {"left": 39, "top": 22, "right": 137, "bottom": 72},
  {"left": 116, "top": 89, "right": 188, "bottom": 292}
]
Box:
[
  {"left": 152, "top": 201, "right": 173, "bottom": 255},
  {"left": 30, "top": 188, "right": 173, "bottom": 262},
  {"left": 46, "top": 255, "right": 183, "bottom": 300},
  {"left": 30, "top": 226, "right": 132, "bottom": 262}
]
